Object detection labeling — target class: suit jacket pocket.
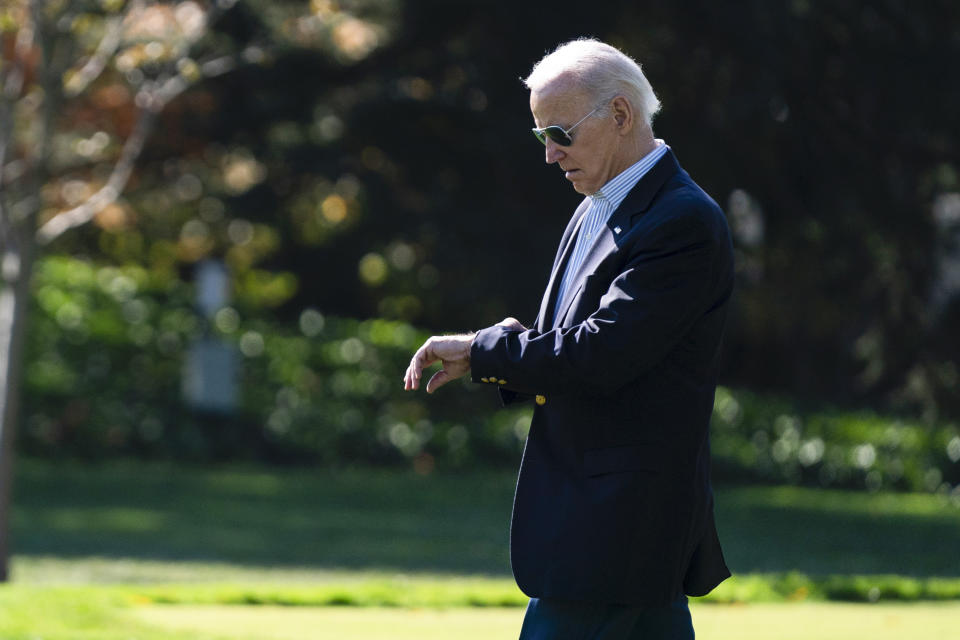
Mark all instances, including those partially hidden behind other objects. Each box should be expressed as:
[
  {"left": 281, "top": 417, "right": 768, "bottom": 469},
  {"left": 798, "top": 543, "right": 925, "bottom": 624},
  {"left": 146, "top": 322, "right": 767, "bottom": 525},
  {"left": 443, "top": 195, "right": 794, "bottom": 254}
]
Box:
[{"left": 583, "top": 443, "right": 665, "bottom": 477}]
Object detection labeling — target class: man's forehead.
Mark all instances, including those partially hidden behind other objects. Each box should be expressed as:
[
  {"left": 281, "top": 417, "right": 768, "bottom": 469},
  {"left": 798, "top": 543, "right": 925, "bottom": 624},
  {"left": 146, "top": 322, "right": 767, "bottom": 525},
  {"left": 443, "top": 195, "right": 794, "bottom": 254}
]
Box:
[{"left": 530, "top": 78, "right": 589, "bottom": 122}]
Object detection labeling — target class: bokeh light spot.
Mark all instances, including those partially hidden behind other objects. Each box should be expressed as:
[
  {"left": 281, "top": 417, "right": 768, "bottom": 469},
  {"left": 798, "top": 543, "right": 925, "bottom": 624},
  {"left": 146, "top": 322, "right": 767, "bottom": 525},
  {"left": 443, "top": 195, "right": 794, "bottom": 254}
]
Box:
[
  {"left": 299, "top": 308, "right": 325, "bottom": 337},
  {"left": 358, "top": 253, "right": 388, "bottom": 286},
  {"left": 215, "top": 307, "right": 240, "bottom": 333},
  {"left": 339, "top": 337, "right": 365, "bottom": 363},
  {"left": 321, "top": 194, "right": 348, "bottom": 223},
  {"left": 947, "top": 436, "right": 960, "bottom": 463},
  {"left": 239, "top": 331, "right": 265, "bottom": 357},
  {"left": 852, "top": 443, "right": 877, "bottom": 469},
  {"left": 388, "top": 243, "right": 416, "bottom": 271}
]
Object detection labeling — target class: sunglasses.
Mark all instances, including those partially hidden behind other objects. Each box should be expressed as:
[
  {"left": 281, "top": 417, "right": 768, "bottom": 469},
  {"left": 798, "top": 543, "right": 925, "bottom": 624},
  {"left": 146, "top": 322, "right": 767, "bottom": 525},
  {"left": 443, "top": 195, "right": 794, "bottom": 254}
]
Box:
[{"left": 531, "top": 105, "right": 602, "bottom": 146}]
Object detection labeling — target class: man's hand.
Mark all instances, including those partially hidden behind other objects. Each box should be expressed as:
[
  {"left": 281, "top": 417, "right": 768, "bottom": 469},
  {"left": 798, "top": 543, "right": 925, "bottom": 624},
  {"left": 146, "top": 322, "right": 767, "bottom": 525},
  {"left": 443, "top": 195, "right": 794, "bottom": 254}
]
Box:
[
  {"left": 404, "top": 333, "right": 476, "bottom": 394},
  {"left": 496, "top": 317, "right": 527, "bottom": 331}
]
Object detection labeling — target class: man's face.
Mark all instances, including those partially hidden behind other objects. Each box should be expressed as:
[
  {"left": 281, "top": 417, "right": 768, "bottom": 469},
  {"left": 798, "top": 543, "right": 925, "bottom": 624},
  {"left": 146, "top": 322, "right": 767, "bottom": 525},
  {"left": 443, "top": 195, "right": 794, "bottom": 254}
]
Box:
[{"left": 530, "top": 80, "right": 622, "bottom": 195}]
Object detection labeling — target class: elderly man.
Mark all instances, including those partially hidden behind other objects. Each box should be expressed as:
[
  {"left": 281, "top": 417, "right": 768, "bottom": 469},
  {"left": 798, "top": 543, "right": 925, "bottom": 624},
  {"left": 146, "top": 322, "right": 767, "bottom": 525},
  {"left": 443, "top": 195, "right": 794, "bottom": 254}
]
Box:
[{"left": 404, "top": 38, "right": 732, "bottom": 639}]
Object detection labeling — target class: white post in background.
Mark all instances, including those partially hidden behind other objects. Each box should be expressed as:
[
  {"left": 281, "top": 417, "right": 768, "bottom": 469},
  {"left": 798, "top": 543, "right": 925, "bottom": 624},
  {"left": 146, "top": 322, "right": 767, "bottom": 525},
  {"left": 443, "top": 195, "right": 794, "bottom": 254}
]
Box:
[{"left": 183, "top": 259, "right": 238, "bottom": 413}]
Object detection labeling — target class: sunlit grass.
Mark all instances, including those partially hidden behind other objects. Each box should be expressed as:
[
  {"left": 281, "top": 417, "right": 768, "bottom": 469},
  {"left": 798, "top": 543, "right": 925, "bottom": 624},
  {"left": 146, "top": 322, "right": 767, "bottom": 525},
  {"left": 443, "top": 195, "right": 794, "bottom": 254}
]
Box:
[
  {"left": 0, "top": 586, "right": 201, "bottom": 640},
  {"left": 3, "top": 590, "right": 957, "bottom": 640},
  {"left": 3, "top": 583, "right": 959, "bottom": 640},
  {"left": 137, "top": 605, "right": 525, "bottom": 640},
  {"left": 135, "top": 602, "right": 960, "bottom": 640},
  {"left": 7, "top": 561, "right": 960, "bottom": 607},
  {"left": 693, "top": 602, "right": 960, "bottom": 640}
]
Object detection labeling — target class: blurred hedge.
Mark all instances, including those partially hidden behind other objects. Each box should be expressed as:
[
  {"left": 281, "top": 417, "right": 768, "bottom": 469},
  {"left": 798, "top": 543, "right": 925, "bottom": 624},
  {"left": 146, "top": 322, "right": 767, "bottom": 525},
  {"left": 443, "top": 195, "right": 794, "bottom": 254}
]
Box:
[
  {"left": 711, "top": 387, "right": 960, "bottom": 493},
  {"left": 22, "top": 256, "right": 528, "bottom": 467},
  {"left": 20, "top": 256, "right": 960, "bottom": 494}
]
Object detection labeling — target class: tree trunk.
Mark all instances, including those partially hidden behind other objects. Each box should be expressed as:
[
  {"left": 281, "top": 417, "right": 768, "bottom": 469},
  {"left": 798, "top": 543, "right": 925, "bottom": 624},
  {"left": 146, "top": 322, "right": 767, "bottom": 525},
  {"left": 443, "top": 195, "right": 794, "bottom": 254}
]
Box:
[{"left": 0, "top": 235, "right": 34, "bottom": 582}]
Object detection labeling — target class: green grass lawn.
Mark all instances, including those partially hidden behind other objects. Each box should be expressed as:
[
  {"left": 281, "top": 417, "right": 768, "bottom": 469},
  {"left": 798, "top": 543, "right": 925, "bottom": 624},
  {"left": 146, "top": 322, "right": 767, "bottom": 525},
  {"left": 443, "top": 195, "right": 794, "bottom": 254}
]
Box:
[
  {"left": 11, "top": 460, "right": 514, "bottom": 575},
  {"left": 11, "top": 460, "right": 960, "bottom": 579},
  {"left": 135, "top": 602, "right": 960, "bottom": 640},
  {"left": 2, "top": 593, "right": 958, "bottom": 640},
  {"left": 716, "top": 485, "right": 960, "bottom": 576},
  {"left": 3, "top": 459, "right": 960, "bottom": 638}
]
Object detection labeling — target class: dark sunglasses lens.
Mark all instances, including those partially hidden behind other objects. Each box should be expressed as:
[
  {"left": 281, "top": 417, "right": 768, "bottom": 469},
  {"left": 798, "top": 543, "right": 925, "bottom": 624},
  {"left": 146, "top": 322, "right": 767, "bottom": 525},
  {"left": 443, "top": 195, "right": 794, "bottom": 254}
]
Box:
[
  {"left": 532, "top": 127, "right": 572, "bottom": 146},
  {"left": 544, "top": 126, "right": 572, "bottom": 146}
]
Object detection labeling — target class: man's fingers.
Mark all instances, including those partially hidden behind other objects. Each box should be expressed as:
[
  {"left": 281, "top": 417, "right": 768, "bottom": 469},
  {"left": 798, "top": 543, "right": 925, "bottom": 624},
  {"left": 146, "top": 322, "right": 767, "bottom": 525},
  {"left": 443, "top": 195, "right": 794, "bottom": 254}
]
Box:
[
  {"left": 425, "top": 370, "right": 449, "bottom": 394},
  {"left": 404, "top": 363, "right": 417, "bottom": 390},
  {"left": 403, "top": 335, "right": 472, "bottom": 392},
  {"left": 404, "top": 339, "right": 437, "bottom": 390},
  {"left": 406, "top": 355, "right": 426, "bottom": 390},
  {"left": 404, "top": 354, "right": 420, "bottom": 390}
]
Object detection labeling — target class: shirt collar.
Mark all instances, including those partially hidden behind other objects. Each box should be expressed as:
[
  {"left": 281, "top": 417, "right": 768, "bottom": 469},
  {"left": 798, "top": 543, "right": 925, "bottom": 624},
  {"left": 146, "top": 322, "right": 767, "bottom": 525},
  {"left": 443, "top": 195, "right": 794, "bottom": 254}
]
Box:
[{"left": 590, "top": 139, "right": 669, "bottom": 211}]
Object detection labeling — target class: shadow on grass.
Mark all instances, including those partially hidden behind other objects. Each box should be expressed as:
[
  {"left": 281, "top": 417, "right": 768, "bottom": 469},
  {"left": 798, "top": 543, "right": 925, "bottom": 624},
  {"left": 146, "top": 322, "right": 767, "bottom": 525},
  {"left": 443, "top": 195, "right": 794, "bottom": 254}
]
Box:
[
  {"left": 11, "top": 461, "right": 960, "bottom": 577},
  {"left": 12, "top": 461, "right": 515, "bottom": 575},
  {"left": 716, "top": 485, "right": 960, "bottom": 576}
]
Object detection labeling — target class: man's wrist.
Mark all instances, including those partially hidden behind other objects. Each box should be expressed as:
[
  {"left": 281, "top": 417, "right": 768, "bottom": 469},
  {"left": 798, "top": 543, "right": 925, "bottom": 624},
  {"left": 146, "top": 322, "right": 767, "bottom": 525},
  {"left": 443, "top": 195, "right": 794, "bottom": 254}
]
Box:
[{"left": 463, "top": 332, "right": 477, "bottom": 362}]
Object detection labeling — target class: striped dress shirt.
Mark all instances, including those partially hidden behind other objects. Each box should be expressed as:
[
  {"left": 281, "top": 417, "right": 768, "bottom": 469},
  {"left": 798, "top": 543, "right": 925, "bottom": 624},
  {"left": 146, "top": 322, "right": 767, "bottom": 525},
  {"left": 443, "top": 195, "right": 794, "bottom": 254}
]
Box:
[{"left": 553, "top": 140, "right": 670, "bottom": 322}]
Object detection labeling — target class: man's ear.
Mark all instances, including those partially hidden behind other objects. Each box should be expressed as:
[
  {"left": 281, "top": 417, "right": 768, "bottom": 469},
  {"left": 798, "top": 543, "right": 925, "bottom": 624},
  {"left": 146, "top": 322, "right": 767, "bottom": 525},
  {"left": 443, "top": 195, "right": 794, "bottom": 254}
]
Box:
[{"left": 612, "top": 96, "right": 633, "bottom": 134}]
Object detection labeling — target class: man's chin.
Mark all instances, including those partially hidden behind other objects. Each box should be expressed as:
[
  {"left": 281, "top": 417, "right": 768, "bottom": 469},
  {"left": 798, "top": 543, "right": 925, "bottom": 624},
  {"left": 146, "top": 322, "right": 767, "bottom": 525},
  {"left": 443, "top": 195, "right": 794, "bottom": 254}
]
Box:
[
  {"left": 570, "top": 182, "right": 592, "bottom": 195},
  {"left": 566, "top": 177, "right": 585, "bottom": 194}
]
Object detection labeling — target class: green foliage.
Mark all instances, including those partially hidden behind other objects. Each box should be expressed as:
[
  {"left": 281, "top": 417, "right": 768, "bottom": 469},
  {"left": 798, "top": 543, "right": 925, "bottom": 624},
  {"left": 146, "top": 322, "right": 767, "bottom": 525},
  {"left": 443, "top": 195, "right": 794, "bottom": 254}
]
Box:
[
  {"left": 20, "top": 256, "right": 960, "bottom": 497},
  {"left": 24, "top": 257, "right": 197, "bottom": 458},
  {"left": 21, "top": 255, "right": 530, "bottom": 466},
  {"left": 711, "top": 387, "right": 960, "bottom": 493}
]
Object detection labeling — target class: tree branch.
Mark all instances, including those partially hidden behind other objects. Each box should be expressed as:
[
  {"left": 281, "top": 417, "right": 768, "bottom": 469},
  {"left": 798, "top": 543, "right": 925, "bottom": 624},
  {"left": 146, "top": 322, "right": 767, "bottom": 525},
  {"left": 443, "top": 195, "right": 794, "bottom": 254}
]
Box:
[
  {"left": 33, "top": 0, "right": 247, "bottom": 246},
  {"left": 34, "top": 100, "right": 156, "bottom": 245},
  {"left": 34, "top": 50, "right": 239, "bottom": 245},
  {"left": 63, "top": 1, "right": 146, "bottom": 98}
]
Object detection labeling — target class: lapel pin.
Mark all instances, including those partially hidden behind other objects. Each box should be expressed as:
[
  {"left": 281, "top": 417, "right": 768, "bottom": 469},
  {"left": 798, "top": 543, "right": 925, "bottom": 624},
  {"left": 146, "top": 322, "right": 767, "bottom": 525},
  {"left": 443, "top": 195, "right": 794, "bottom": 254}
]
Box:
[{"left": 614, "top": 226, "right": 621, "bottom": 234}]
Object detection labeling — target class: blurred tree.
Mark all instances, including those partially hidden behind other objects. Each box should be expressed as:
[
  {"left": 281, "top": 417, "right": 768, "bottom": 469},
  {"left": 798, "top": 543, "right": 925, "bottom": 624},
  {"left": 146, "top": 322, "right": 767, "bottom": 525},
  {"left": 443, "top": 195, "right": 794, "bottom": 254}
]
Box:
[
  {"left": 32, "top": 0, "right": 956, "bottom": 430},
  {"left": 0, "top": 0, "right": 262, "bottom": 582},
  {"left": 0, "top": 0, "right": 400, "bottom": 582}
]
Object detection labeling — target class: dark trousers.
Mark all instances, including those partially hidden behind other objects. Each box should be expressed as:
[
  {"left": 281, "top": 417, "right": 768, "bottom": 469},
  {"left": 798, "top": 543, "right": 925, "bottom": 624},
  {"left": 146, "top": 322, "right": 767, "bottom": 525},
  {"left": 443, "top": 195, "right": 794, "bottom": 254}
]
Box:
[{"left": 517, "top": 596, "right": 694, "bottom": 640}]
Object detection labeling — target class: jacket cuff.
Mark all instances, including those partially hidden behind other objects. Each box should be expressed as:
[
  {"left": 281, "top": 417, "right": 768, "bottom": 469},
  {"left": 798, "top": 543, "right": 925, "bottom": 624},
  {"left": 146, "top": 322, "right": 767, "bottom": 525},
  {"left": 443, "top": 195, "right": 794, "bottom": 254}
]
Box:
[{"left": 469, "top": 325, "right": 506, "bottom": 384}]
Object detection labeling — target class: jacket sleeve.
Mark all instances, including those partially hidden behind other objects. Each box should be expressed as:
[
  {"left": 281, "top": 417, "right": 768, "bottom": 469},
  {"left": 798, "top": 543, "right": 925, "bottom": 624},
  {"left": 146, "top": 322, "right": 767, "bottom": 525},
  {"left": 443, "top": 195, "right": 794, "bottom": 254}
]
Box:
[{"left": 470, "top": 204, "right": 730, "bottom": 397}]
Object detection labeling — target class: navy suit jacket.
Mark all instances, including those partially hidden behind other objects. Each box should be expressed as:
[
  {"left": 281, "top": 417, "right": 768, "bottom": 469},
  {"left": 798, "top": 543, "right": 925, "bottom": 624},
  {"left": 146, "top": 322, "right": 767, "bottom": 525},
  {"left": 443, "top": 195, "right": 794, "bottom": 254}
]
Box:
[{"left": 470, "top": 150, "right": 732, "bottom": 606}]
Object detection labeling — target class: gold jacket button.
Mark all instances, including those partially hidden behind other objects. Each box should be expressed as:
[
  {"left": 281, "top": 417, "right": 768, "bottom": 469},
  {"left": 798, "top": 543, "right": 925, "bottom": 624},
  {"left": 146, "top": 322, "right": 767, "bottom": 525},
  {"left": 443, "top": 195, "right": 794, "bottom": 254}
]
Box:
[
  {"left": 535, "top": 395, "right": 546, "bottom": 406},
  {"left": 480, "top": 377, "right": 489, "bottom": 383},
  {"left": 498, "top": 379, "right": 507, "bottom": 385}
]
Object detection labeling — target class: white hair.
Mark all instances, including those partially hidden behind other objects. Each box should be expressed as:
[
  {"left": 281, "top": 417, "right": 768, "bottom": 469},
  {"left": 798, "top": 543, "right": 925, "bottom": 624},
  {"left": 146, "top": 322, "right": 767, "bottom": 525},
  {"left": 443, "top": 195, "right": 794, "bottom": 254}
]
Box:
[{"left": 524, "top": 38, "right": 661, "bottom": 127}]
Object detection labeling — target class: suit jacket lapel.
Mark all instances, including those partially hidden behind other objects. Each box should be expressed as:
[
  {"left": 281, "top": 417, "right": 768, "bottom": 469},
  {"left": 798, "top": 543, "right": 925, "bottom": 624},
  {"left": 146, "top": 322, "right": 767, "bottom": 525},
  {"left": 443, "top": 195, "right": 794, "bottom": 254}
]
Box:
[
  {"left": 551, "top": 150, "right": 682, "bottom": 328},
  {"left": 535, "top": 198, "right": 591, "bottom": 332},
  {"left": 553, "top": 227, "right": 616, "bottom": 328}
]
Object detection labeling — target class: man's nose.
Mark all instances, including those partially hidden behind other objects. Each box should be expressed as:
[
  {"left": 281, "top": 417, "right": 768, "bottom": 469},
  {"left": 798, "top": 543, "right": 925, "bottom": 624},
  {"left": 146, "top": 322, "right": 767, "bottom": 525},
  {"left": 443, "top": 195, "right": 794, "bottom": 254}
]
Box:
[{"left": 544, "top": 139, "right": 565, "bottom": 165}]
